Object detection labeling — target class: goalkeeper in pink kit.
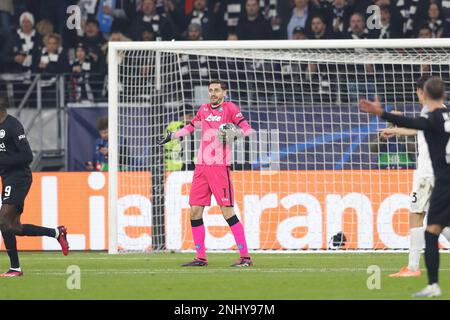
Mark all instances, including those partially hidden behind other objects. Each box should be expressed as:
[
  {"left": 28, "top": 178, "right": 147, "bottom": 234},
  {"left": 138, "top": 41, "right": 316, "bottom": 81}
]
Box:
[{"left": 159, "top": 80, "right": 253, "bottom": 267}]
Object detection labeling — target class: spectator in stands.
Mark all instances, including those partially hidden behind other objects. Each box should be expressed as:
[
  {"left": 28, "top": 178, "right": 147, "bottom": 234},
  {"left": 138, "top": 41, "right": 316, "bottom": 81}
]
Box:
[
  {"left": 185, "top": 23, "right": 203, "bottom": 40},
  {"left": 36, "top": 19, "right": 55, "bottom": 38},
  {"left": 86, "top": 117, "right": 109, "bottom": 172},
  {"left": 441, "top": 0, "right": 450, "bottom": 24},
  {"left": 424, "top": 2, "right": 444, "bottom": 38},
  {"left": 370, "top": 111, "right": 416, "bottom": 169},
  {"left": 309, "top": 14, "right": 332, "bottom": 39},
  {"left": 101, "top": 31, "right": 132, "bottom": 62},
  {"left": 227, "top": 32, "right": 239, "bottom": 40},
  {"left": 395, "top": 0, "right": 428, "bottom": 37},
  {"left": 182, "top": 0, "right": 218, "bottom": 40},
  {"left": 346, "top": 12, "right": 370, "bottom": 39},
  {"left": 0, "top": 0, "right": 13, "bottom": 41},
  {"left": 5, "top": 12, "right": 42, "bottom": 73},
  {"left": 287, "top": 0, "right": 319, "bottom": 39},
  {"left": 219, "top": 0, "right": 246, "bottom": 38},
  {"left": 236, "top": 0, "right": 274, "bottom": 40},
  {"left": 70, "top": 43, "right": 94, "bottom": 102},
  {"left": 292, "top": 26, "right": 308, "bottom": 39},
  {"left": 79, "top": 19, "right": 106, "bottom": 74},
  {"left": 327, "top": 0, "right": 351, "bottom": 36},
  {"left": 140, "top": 27, "right": 157, "bottom": 41},
  {"left": 165, "top": 105, "right": 196, "bottom": 171},
  {"left": 33, "top": 33, "right": 69, "bottom": 74},
  {"left": 417, "top": 25, "right": 433, "bottom": 38},
  {"left": 98, "top": 0, "right": 135, "bottom": 33},
  {"left": 128, "top": 0, "right": 176, "bottom": 40},
  {"left": 369, "top": 5, "right": 401, "bottom": 39},
  {"left": 257, "top": 0, "right": 286, "bottom": 39}
]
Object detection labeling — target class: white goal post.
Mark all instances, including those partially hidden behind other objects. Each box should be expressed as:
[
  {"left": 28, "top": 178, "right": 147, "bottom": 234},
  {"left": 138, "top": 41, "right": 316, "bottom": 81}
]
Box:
[{"left": 108, "top": 39, "right": 450, "bottom": 254}]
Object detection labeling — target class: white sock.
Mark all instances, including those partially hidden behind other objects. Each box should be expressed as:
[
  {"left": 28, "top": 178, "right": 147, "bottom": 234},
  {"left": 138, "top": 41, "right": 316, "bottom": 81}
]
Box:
[
  {"left": 408, "top": 227, "right": 424, "bottom": 271},
  {"left": 10, "top": 267, "right": 21, "bottom": 272},
  {"left": 54, "top": 228, "right": 59, "bottom": 239},
  {"left": 441, "top": 227, "right": 450, "bottom": 242}
]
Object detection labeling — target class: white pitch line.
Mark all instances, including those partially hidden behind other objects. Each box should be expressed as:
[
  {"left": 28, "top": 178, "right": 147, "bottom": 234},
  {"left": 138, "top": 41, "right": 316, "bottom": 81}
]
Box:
[{"left": 23, "top": 267, "right": 450, "bottom": 276}]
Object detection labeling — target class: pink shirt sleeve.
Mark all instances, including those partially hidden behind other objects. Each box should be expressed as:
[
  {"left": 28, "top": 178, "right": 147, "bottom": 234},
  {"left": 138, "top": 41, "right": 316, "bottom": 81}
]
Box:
[
  {"left": 231, "top": 104, "right": 253, "bottom": 136},
  {"left": 174, "top": 107, "right": 202, "bottom": 138}
]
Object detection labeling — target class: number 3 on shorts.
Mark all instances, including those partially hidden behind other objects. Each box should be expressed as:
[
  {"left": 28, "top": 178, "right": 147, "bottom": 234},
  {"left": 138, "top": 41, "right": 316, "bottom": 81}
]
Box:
[
  {"left": 4, "top": 186, "right": 11, "bottom": 197},
  {"left": 411, "top": 192, "right": 417, "bottom": 204}
]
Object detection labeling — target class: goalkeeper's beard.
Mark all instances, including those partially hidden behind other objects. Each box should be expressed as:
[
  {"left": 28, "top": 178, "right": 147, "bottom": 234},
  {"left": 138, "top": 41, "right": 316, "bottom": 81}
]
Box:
[{"left": 211, "top": 97, "right": 224, "bottom": 107}]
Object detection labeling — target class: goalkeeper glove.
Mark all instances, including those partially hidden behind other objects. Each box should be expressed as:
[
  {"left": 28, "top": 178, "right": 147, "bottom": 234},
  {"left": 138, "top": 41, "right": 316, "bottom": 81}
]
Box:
[{"left": 158, "top": 132, "right": 175, "bottom": 145}]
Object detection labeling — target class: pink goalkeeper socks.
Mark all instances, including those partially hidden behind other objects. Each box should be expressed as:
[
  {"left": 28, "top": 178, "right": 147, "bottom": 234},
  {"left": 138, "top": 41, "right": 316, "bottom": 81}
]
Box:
[
  {"left": 191, "top": 221, "right": 206, "bottom": 260},
  {"left": 230, "top": 221, "right": 249, "bottom": 258}
]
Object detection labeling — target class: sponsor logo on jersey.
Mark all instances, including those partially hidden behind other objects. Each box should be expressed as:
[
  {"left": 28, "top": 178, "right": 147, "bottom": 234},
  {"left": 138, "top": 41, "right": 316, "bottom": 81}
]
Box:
[
  {"left": 205, "top": 114, "right": 222, "bottom": 122},
  {"left": 0, "top": 130, "right": 5, "bottom": 139},
  {"left": 235, "top": 112, "right": 243, "bottom": 118},
  {"left": 0, "top": 142, "right": 6, "bottom": 152},
  {"left": 18, "top": 134, "right": 26, "bottom": 140}
]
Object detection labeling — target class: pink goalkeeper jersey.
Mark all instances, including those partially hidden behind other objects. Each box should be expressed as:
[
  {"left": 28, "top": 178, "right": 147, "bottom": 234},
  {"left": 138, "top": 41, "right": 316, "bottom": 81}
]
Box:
[{"left": 175, "top": 101, "right": 253, "bottom": 166}]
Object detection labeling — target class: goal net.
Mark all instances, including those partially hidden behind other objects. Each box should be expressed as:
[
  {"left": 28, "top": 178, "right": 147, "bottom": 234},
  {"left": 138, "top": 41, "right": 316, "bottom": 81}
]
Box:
[{"left": 108, "top": 39, "right": 450, "bottom": 253}]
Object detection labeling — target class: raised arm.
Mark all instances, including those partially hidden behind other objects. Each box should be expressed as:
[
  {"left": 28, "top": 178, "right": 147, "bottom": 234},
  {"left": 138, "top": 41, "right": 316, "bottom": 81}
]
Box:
[
  {"left": 158, "top": 108, "right": 201, "bottom": 145},
  {"left": 359, "top": 96, "right": 433, "bottom": 131}
]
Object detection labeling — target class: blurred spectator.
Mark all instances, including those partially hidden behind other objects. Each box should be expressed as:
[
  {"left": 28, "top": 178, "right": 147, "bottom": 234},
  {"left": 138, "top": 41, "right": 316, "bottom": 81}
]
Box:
[
  {"left": 140, "top": 27, "right": 157, "bottom": 41},
  {"left": 128, "top": 0, "right": 176, "bottom": 40},
  {"left": 370, "top": 111, "right": 416, "bottom": 169},
  {"left": 441, "top": 0, "right": 450, "bottom": 23},
  {"left": 346, "top": 12, "right": 370, "bottom": 39},
  {"left": 369, "top": 5, "right": 401, "bottom": 39},
  {"left": 70, "top": 43, "right": 94, "bottom": 102},
  {"left": 182, "top": 0, "right": 219, "bottom": 40},
  {"left": 0, "top": 0, "right": 13, "bottom": 40},
  {"left": 79, "top": 19, "right": 106, "bottom": 74},
  {"left": 259, "top": 0, "right": 284, "bottom": 38},
  {"left": 396, "top": 0, "right": 428, "bottom": 37},
  {"left": 309, "top": 14, "right": 333, "bottom": 39},
  {"left": 5, "top": 12, "right": 42, "bottom": 73},
  {"left": 165, "top": 105, "right": 196, "bottom": 171},
  {"left": 424, "top": 2, "right": 444, "bottom": 38},
  {"left": 98, "top": 0, "right": 135, "bottom": 33},
  {"left": 86, "top": 117, "right": 109, "bottom": 172},
  {"left": 236, "top": 0, "right": 274, "bottom": 40},
  {"left": 220, "top": 0, "right": 246, "bottom": 38},
  {"left": 101, "top": 31, "right": 132, "bottom": 61},
  {"left": 227, "top": 32, "right": 239, "bottom": 40},
  {"left": 416, "top": 24, "right": 433, "bottom": 38},
  {"left": 292, "top": 26, "right": 308, "bottom": 39},
  {"left": 185, "top": 23, "right": 203, "bottom": 40},
  {"left": 287, "top": 0, "right": 319, "bottom": 39},
  {"left": 36, "top": 19, "right": 55, "bottom": 38},
  {"left": 327, "top": 0, "right": 351, "bottom": 35},
  {"left": 33, "top": 33, "right": 69, "bottom": 74},
  {"left": 77, "top": 0, "right": 99, "bottom": 35}
]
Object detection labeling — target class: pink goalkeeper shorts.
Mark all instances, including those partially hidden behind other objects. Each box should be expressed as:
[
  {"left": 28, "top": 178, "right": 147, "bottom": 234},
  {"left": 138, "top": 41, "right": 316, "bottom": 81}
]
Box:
[{"left": 189, "top": 165, "right": 234, "bottom": 207}]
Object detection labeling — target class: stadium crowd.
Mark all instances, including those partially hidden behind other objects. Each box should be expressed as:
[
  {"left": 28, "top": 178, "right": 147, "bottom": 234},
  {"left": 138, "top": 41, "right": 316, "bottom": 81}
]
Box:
[{"left": 0, "top": 0, "right": 449, "bottom": 75}]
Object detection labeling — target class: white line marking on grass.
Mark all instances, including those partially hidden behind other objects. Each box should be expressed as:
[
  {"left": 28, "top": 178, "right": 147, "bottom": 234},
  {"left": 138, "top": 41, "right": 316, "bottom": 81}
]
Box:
[{"left": 25, "top": 267, "right": 450, "bottom": 276}]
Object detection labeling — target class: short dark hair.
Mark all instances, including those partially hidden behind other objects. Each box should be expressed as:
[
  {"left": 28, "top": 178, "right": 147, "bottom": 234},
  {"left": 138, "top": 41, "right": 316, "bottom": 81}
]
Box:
[
  {"left": 208, "top": 80, "right": 227, "bottom": 90},
  {"left": 311, "top": 14, "right": 326, "bottom": 25},
  {"left": 96, "top": 117, "right": 108, "bottom": 131},
  {"left": 0, "top": 96, "right": 9, "bottom": 112},
  {"left": 416, "top": 74, "right": 432, "bottom": 90},
  {"left": 424, "top": 76, "right": 446, "bottom": 100}
]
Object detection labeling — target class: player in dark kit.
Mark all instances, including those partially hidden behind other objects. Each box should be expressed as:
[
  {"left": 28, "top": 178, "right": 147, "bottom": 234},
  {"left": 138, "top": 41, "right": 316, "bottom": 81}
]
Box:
[
  {"left": 360, "top": 77, "right": 450, "bottom": 297},
  {"left": 0, "top": 96, "right": 69, "bottom": 277}
]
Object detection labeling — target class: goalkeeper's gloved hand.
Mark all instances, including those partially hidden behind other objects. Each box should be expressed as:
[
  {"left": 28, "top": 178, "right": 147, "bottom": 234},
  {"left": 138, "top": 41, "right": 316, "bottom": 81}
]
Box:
[
  {"left": 158, "top": 132, "right": 175, "bottom": 145},
  {"left": 217, "top": 123, "right": 239, "bottom": 144}
]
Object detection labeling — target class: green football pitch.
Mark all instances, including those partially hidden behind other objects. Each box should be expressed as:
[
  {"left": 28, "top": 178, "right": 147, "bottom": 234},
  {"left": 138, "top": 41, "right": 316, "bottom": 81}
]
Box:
[{"left": 0, "top": 252, "right": 449, "bottom": 300}]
